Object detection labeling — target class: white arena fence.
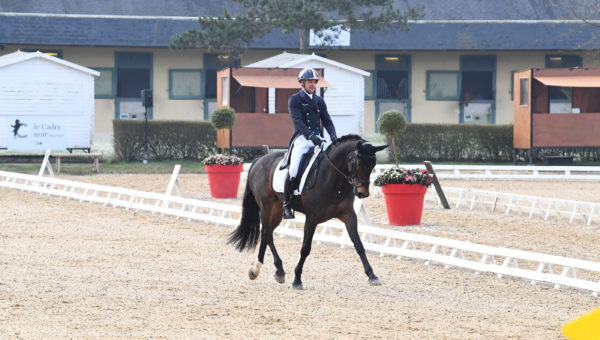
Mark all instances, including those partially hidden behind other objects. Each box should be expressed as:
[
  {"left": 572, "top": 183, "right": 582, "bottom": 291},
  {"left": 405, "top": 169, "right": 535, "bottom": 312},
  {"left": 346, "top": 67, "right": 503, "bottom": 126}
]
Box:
[
  {"left": 1, "top": 169, "right": 599, "bottom": 297},
  {"left": 243, "top": 164, "right": 600, "bottom": 181},
  {"left": 424, "top": 187, "right": 600, "bottom": 227},
  {"left": 374, "top": 164, "right": 600, "bottom": 180}
]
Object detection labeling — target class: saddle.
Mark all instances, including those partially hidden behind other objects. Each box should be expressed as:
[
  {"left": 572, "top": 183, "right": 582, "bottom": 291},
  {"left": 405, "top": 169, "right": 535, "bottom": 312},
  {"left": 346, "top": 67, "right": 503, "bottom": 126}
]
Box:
[{"left": 273, "top": 145, "right": 325, "bottom": 195}]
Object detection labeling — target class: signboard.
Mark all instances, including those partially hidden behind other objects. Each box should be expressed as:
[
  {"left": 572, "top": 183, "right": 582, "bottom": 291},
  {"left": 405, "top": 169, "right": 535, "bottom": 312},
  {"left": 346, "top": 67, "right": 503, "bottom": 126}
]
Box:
[{"left": 6, "top": 116, "right": 67, "bottom": 150}]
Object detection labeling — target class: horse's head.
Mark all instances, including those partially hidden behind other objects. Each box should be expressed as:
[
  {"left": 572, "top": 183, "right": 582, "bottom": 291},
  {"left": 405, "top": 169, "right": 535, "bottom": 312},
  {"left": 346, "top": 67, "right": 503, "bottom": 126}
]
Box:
[{"left": 349, "top": 141, "right": 388, "bottom": 198}]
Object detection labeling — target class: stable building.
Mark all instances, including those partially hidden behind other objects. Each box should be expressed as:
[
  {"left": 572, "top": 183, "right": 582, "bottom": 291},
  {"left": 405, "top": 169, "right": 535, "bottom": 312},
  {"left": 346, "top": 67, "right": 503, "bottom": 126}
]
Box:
[{"left": 1, "top": 0, "right": 599, "bottom": 147}]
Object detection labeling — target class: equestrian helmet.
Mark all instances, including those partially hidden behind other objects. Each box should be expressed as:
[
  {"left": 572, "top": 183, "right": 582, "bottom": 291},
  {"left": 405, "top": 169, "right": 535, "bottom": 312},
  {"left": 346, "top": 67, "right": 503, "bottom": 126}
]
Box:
[{"left": 298, "top": 68, "right": 319, "bottom": 82}]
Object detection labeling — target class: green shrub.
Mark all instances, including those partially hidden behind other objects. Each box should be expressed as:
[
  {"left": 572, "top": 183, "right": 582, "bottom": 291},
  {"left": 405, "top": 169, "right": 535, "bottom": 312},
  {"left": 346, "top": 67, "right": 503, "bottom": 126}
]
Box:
[
  {"left": 377, "top": 110, "right": 407, "bottom": 165},
  {"left": 387, "top": 124, "right": 514, "bottom": 162},
  {"left": 113, "top": 120, "right": 216, "bottom": 161},
  {"left": 231, "top": 146, "right": 269, "bottom": 162},
  {"left": 384, "top": 123, "right": 600, "bottom": 163},
  {"left": 211, "top": 107, "right": 236, "bottom": 129}
]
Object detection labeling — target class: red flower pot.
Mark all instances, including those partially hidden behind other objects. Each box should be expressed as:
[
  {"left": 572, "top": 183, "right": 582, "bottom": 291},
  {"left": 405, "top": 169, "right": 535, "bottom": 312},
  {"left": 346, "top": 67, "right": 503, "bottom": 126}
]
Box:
[
  {"left": 381, "top": 184, "right": 428, "bottom": 226},
  {"left": 205, "top": 164, "right": 243, "bottom": 198}
]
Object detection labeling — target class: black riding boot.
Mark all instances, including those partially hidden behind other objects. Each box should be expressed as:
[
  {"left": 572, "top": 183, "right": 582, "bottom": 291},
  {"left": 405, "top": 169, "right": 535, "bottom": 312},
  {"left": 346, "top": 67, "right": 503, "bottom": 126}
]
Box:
[{"left": 283, "top": 174, "right": 295, "bottom": 219}]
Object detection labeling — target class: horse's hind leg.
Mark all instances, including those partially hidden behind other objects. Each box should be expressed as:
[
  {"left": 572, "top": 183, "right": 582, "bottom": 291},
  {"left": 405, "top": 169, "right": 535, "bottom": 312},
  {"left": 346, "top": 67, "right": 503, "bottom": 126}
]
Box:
[
  {"left": 266, "top": 207, "right": 286, "bottom": 283},
  {"left": 248, "top": 230, "right": 268, "bottom": 280},
  {"left": 248, "top": 207, "right": 286, "bottom": 283}
]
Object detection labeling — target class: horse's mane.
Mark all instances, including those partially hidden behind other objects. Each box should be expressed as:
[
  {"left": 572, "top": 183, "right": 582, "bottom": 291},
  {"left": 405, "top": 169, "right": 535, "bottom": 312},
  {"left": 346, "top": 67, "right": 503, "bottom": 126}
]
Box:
[{"left": 326, "top": 134, "right": 364, "bottom": 154}]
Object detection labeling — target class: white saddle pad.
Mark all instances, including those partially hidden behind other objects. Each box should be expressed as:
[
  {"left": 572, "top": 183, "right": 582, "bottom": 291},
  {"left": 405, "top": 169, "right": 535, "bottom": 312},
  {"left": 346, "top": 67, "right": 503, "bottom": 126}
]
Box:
[{"left": 273, "top": 143, "right": 328, "bottom": 195}]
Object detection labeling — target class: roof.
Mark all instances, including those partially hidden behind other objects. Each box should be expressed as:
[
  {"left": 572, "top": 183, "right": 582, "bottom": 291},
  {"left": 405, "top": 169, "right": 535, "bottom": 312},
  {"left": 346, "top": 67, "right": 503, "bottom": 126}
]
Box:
[
  {"left": 0, "top": 0, "right": 596, "bottom": 20},
  {"left": 0, "top": 0, "right": 599, "bottom": 50},
  {"left": 533, "top": 68, "right": 600, "bottom": 87},
  {"left": 0, "top": 50, "right": 100, "bottom": 75},
  {"left": 246, "top": 52, "right": 370, "bottom": 76},
  {"left": 231, "top": 67, "right": 330, "bottom": 89}
]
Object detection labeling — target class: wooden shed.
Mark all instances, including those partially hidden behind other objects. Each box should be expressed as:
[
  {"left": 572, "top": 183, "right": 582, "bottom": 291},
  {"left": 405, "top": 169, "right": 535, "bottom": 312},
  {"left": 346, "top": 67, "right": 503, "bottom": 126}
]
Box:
[
  {"left": 216, "top": 67, "right": 330, "bottom": 148},
  {"left": 0, "top": 51, "right": 99, "bottom": 151},
  {"left": 513, "top": 68, "right": 600, "bottom": 160}
]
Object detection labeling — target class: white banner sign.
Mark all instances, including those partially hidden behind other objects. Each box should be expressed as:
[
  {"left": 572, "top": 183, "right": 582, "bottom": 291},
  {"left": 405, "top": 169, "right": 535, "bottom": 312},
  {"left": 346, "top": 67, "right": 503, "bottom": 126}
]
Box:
[{"left": 6, "top": 116, "right": 67, "bottom": 150}]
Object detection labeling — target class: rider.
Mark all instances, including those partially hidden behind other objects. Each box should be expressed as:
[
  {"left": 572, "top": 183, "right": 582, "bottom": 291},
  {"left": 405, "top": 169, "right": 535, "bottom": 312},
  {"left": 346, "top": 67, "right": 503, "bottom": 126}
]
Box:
[{"left": 282, "top": 67, "right": 337, "bottom": 219}]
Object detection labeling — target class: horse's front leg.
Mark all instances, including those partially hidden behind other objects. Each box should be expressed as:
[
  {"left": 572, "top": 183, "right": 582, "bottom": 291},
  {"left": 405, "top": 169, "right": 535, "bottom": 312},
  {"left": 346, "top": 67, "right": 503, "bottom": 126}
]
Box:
[
  {"left": 341, "top": 212, "right": 381, "bottom": 285},
  {"left": 292, "top": 217, "right": 318, "bottom": 290}
]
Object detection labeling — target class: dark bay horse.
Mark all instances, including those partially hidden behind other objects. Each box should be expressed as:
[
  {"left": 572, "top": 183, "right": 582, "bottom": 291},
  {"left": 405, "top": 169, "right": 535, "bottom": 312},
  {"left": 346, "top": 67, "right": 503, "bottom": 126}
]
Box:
[{"left": 228, "top": 134, "right": 388, "bottom": 289}]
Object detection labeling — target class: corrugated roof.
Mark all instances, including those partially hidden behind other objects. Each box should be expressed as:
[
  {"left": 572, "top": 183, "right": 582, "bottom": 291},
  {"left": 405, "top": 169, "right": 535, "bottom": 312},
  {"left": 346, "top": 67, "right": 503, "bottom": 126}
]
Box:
[
  {"left": 0, "top": 0, "right": 596, "bottom": 20},
  {"left": 0, "top": 50, "right": 100, "bottom": 75},
  {"left": 0, "top": 0, "right": 599, "bottom": 50}
]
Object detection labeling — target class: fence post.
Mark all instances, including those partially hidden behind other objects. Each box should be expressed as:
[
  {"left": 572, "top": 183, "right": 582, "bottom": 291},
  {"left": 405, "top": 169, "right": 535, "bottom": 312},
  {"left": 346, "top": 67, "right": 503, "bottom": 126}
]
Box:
[{"left": 423, "top": 161, "right": 450, "bottom": 209}]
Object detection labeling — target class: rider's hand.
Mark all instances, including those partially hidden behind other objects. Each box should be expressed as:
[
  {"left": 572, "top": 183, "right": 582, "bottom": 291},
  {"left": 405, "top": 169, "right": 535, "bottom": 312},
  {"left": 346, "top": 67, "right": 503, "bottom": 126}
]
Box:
[{"left": 309, "top": 134, "right": 324, "bottom": 147}]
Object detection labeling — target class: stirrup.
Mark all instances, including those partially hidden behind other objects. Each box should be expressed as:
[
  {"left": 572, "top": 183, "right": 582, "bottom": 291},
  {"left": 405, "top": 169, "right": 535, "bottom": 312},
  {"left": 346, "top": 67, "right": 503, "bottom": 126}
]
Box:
[{"left": 283, "top": 204, "right": 295, "bottom": 219}]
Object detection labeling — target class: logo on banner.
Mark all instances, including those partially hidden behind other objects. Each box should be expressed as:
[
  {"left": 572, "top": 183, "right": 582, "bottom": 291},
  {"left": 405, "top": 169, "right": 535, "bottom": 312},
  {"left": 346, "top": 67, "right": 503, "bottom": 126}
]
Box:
[{"left": 10, "top": 119, "right": 28, "bottom": 138}]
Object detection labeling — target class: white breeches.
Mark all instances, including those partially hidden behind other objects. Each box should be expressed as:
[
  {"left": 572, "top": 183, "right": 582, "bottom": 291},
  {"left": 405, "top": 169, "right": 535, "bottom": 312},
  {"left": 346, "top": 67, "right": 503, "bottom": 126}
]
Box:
[{"left": 288, "top": 135, "right": 314, "bottom": 178}]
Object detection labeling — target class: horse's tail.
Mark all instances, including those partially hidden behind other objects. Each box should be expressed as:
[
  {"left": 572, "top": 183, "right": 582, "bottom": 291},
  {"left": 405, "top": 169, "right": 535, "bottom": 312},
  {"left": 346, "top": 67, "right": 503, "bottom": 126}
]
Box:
[{"left": 228, "top": 168, "right": 261, "bottom": 252}]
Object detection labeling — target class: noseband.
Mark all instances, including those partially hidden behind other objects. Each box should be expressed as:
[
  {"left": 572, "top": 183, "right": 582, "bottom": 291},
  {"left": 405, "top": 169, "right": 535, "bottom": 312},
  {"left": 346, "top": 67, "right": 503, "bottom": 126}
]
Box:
[{"left": 322, "top": 149, "right": 374, "bottom": 189}]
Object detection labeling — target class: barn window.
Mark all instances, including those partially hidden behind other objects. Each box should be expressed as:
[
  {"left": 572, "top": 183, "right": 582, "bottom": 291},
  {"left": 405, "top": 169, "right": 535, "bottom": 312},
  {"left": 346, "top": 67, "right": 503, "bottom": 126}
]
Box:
[
  {"left": 169, "top": 69, "right": 202, "bottom": 99},
  {"left": 519, "top": 78, "right": 529, "bottom": 106},
  {"left": 204, "top": 53, "right": 239, "bottom": 99},
  {"left": 364, "top": 70, "right": 375, "bottom": 99},
  {"left": 426, "top": 71, "right": 460, "bottom": 100},
  {"left": 115, "top": 52, "right": 152, "bottom": 99},
  {"left": 93, "top": 68, "right": 115, "bottom": 98},
  {"left": 375, "top": 55, "right": 409, "bottom": 100},
  {"left": 221, "top": 76, "right": 229, "bottom": 106},
  {"left": 545, "top": 54, "right": 582, "bottom": 69},
  {"left": 546, "top": 54, "right": 581, "bottom": 111}
]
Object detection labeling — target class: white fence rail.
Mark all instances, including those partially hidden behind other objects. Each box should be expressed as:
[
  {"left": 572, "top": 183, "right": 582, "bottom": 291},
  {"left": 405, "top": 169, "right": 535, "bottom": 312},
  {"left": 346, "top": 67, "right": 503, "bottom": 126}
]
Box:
[
  {"left": 374, "top": 164, "right": 600, "bottom": 180},
  {"left": 244, "top": 164, "right": 600, "bottom": 181},
  {"left": 1, "top": 169, "right": 599, "bottom": 297},
  {"left": 425, "top": 187, "right": 600, "bottom": 226}
]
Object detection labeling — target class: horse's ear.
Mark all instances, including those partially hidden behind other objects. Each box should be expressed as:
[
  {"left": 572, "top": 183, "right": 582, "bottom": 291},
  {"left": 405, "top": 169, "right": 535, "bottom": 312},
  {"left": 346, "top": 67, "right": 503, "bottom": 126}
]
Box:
[
  {"left": 373, "top": 144, "right": 389, "bottom": 153},
  {"left": 357, "top": 141, "right": 367, "bottom": 153}
]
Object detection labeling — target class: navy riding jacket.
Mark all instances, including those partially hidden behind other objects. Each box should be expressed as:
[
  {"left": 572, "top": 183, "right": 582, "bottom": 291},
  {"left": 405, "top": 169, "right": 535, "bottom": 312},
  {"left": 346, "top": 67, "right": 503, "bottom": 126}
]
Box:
[{"left": 288, "top": 90, "right": 337, "bottom": 140}]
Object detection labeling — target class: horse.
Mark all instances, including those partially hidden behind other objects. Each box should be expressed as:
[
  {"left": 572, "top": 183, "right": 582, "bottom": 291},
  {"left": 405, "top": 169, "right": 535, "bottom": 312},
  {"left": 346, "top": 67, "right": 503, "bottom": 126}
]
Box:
[{"left": 228, "top": 134, "right": 388, "bottom": 289}]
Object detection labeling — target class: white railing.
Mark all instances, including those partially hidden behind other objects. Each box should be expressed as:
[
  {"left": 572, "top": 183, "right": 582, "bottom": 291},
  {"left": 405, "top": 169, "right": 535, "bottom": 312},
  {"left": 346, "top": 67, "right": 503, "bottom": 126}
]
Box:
[
  {"left": 374, "top": 164, "right": 600, "bottom": 180},
  {"left": 425, "top": 187, "right": 600, "bottom": 226},
  {"left": 1, "top": 169, "right": 599, "bottom": 297},
  {"left": 243, "top": 163, "right": 600, "bottom": 181}
]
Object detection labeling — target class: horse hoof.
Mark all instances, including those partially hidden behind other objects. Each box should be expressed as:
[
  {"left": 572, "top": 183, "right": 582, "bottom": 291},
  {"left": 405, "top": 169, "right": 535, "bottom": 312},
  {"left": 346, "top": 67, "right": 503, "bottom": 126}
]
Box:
[
  {"left": 274, "top": 274, "right": 285, "bottom": 284},
  {"left": 248, "top": 269, "right": 258, "bottom": 280},
  {"left": 292, "top": 282, "right": 304, "bottom": 290},
  {"left": 368, "top": 277, "right": 382, "bottom": 286}
]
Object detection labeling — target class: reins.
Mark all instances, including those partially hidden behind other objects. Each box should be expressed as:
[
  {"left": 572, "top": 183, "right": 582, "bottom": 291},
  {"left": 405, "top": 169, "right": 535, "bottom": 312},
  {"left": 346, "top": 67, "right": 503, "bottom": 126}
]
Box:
[{"left": 321, "top": 145, "right": 374, "bottom": 187}]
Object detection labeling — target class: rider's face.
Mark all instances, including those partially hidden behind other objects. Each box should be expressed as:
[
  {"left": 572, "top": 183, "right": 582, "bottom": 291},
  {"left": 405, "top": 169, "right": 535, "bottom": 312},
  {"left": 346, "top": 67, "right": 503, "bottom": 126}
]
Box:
[{"left": 302, "top": 79, "right": 318, "bottom": 94}]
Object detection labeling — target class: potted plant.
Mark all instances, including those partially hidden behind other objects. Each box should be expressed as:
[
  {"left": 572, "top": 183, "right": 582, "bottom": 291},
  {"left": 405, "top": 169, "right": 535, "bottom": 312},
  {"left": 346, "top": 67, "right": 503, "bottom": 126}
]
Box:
[
  {"left": 374, "top": 167, "right": 433, "bottom": 226},
  {"left": 376, "top": 109, "right": 431, "bottom": 225},
  {"left": 203, "top": 154, "right": 244, "bottom": 198},
  {"left": 211, "top": 106, "right": 236, "bottom": 153}
]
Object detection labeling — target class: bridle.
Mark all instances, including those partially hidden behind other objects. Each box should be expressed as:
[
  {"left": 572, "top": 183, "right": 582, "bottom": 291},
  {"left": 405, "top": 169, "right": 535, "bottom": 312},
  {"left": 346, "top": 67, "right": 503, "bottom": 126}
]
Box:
[{"left": 322, "top": 148, "right": 375, "bottom": 190}]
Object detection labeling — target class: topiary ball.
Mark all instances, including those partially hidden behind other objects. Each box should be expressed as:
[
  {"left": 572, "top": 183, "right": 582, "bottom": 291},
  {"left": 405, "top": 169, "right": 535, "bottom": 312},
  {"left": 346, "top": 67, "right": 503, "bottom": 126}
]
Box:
[
  {"left": 377, "top": 110, "right": 407, "bottom": 138},
  {"left": 211, "top": 107, "right": 236, "bottom": 130}
]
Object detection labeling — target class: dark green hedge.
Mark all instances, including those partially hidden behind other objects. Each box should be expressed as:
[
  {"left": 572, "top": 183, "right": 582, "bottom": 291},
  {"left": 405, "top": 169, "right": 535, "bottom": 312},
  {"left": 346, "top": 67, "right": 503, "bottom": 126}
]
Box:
[
  {"left": 387, "top": 124, "right": 600, "bottom": 163},
  {"left": 113, "top": 120, "right": 216, "bottom": 161},
  {"left": 525, "top": 147, "right": 600, "bottom": 163},
  {"left": 388, "top": 124, "right": 514, "bottom": 162}
]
